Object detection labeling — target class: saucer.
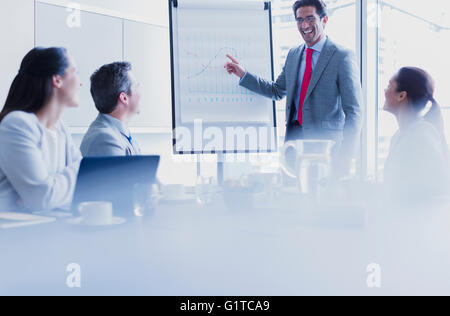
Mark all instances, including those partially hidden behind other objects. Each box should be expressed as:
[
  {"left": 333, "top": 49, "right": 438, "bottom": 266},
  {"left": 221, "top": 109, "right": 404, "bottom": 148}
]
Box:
[
  {"left": 66, "top": 216, "right": 126, "bottom": 227},
  {"left": 159, "top": 194, "right": 196, "bottom": 203}
]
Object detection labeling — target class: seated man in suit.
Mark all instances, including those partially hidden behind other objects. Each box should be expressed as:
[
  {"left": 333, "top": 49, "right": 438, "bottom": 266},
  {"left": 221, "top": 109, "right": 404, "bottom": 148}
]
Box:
[
  {"left": 225, "top": 0, "right": 362, "bottom": 177},
  {"left": 81, "top": 62, "right": 142, "bottom": 157}
]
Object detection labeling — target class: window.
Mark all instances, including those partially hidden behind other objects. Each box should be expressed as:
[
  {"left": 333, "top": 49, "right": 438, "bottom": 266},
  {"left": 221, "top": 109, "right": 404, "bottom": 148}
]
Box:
[{"left": 373, "top": 0, "right": 450, "bottom": 179}]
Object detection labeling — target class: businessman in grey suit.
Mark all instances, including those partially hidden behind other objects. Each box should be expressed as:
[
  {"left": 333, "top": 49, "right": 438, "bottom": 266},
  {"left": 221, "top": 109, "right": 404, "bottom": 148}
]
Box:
[
  {"left": 80, "top": 62, "right": 142, "bottom": 157},
  {"left": 225, "top": 0, "right": 362, "bottom": 176}
]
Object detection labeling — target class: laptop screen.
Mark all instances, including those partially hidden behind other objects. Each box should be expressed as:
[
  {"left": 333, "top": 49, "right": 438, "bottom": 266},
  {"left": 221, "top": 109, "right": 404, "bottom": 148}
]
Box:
[{"left": 72, "top": 156, "right": 160, "bottom": 217}]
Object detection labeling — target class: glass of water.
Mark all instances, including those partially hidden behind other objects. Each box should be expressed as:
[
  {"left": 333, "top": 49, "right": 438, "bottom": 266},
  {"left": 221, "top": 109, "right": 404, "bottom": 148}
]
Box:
[
  {"left": 195, "top": 176, "right": 217, "bottom": 205},
  {"left": 133, "top": 183, "right": 160, "bottom": 217}
]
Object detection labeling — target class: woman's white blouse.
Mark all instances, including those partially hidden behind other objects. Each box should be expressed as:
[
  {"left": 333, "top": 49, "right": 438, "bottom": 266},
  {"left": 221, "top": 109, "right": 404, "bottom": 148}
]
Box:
[
  {"left": 384, "top": 119, "right": 450, "bottom": 200},
  {"left": 42, "top": 127, "right": 63, "bottom": 176},
  {"left": 0, "top": 111, "right": 82, "bottom": 211}
]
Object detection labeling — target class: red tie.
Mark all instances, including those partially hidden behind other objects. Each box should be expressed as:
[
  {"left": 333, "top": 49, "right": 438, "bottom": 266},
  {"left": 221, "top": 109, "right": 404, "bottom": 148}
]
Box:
[{"left": 298, "top": 48, "right": 314, "bottom": 126}]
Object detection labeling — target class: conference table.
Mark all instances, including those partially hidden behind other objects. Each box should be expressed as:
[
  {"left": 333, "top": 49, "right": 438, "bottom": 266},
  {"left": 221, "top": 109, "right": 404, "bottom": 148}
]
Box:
[{"left": 1, "top": 189, "right": 450, "bottom": 296}]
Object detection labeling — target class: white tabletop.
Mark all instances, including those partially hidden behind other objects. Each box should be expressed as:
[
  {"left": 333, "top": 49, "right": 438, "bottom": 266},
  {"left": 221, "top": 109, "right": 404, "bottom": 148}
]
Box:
[{"left": 1, "top": 194, "right": 449, "bottom": 296}]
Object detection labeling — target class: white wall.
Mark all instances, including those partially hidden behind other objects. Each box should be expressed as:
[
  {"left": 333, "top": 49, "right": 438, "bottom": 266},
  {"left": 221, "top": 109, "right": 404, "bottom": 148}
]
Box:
[
  {"left": 0, "top": 0, "right": 171, "bottom": 107},
  {"left": 0, "top": 0, "right": 35, "bottom": 106},
  {"left": 35, "top": 2, "right": 172, "bottom": 130},
  {"left": 37, "top": 0, "right": 169, "bottom": 26}
]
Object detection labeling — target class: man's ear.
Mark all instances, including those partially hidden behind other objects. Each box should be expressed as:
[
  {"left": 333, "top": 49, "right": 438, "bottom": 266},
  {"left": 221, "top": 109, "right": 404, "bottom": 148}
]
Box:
[
  {"left": 322, "top": 15, "right": 328, "bottom": 27},
  {"left": 118, "top": 92, "right": 129, "bottom": 106},
  {"left": 52, "top": 75, "right": 63, "bottom": 89}
]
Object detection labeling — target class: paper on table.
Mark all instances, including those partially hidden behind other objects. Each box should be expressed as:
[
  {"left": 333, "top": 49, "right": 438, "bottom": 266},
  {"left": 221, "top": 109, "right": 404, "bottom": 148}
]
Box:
[
  {"left": 0, "top": 212, "right": 56, "bottom": 229},
  {"left": 33, "top": 210, "right": 73, "bottom": 219}
]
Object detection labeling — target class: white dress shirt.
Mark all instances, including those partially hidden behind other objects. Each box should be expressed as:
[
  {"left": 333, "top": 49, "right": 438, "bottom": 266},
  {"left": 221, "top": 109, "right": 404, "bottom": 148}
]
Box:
[
  {"left": 42, "top": 127, "right": 62, "bottom": 176},
  {"left": 292, "top": 35, "right": 328, "bottom": 122}
]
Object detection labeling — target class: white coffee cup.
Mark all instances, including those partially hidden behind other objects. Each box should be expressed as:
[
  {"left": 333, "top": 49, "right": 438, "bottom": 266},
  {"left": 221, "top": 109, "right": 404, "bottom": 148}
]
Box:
[
  {"left": 78, "top": 201, "right": 114, "bottom": 226},
  {"left": 163, "top": 184, "right": 185, "bottom": 200}
]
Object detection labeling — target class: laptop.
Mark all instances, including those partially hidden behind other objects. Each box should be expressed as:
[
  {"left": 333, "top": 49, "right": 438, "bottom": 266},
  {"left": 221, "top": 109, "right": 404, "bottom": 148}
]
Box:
[{"left": 72, "top": 156, "right": 160, "bottom": 217}]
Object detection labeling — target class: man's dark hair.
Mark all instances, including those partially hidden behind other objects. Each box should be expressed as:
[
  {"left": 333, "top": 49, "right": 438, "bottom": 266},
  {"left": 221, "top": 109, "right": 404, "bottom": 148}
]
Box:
[
  {"left": 90, "top": 62, "right": 132, "bottom": 114},
  {"left": 293, "top": 0, "right": 328, "bottom": 19}
]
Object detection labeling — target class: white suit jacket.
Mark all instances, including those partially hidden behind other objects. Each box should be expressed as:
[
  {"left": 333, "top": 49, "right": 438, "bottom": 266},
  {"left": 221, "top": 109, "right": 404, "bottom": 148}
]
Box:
[{"left": 0, "top": 111, "right": 82, "bottom": 211}]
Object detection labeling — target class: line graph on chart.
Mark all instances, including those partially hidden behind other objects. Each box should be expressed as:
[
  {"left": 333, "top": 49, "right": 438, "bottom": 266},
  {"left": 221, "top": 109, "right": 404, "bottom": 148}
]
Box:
[
  {"left": 186, "top": 47, "right": 239, "bottom": 79},
  {"left": 174, "top": 7, "right": 275, "bottom": 129},
  {"left": 179, "top": 32, "right": 256, "bottom": 99}
]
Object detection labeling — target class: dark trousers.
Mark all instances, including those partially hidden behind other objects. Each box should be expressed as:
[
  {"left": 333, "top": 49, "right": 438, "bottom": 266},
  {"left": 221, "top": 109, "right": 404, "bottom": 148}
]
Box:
[
  {"left": 284, "top": 120, "right": 346, "bottom": 179},
  {"left": 285, "top": 120, "right": 304, "bottom": 142},
  {"left": 282, "top": 121, "right": 303, "bottom": 186}
]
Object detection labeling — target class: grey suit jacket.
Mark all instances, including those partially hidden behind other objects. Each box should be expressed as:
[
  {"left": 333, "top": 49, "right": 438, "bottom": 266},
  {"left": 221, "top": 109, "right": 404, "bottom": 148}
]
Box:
[
  {"left": 80, "top": 114, "right": 140, "bottom": 157},
  {"left": 240, "top": 38, "right": 363, "bottom": 167}
]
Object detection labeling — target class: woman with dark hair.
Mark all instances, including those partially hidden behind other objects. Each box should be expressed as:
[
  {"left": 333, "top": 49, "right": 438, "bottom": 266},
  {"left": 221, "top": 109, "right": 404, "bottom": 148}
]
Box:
[
  {"left": 0, "top": 47, "right": 82, "bottom": 211},
  {"left": 383, "top": 67, "right": 450, "bottom": 203}
]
